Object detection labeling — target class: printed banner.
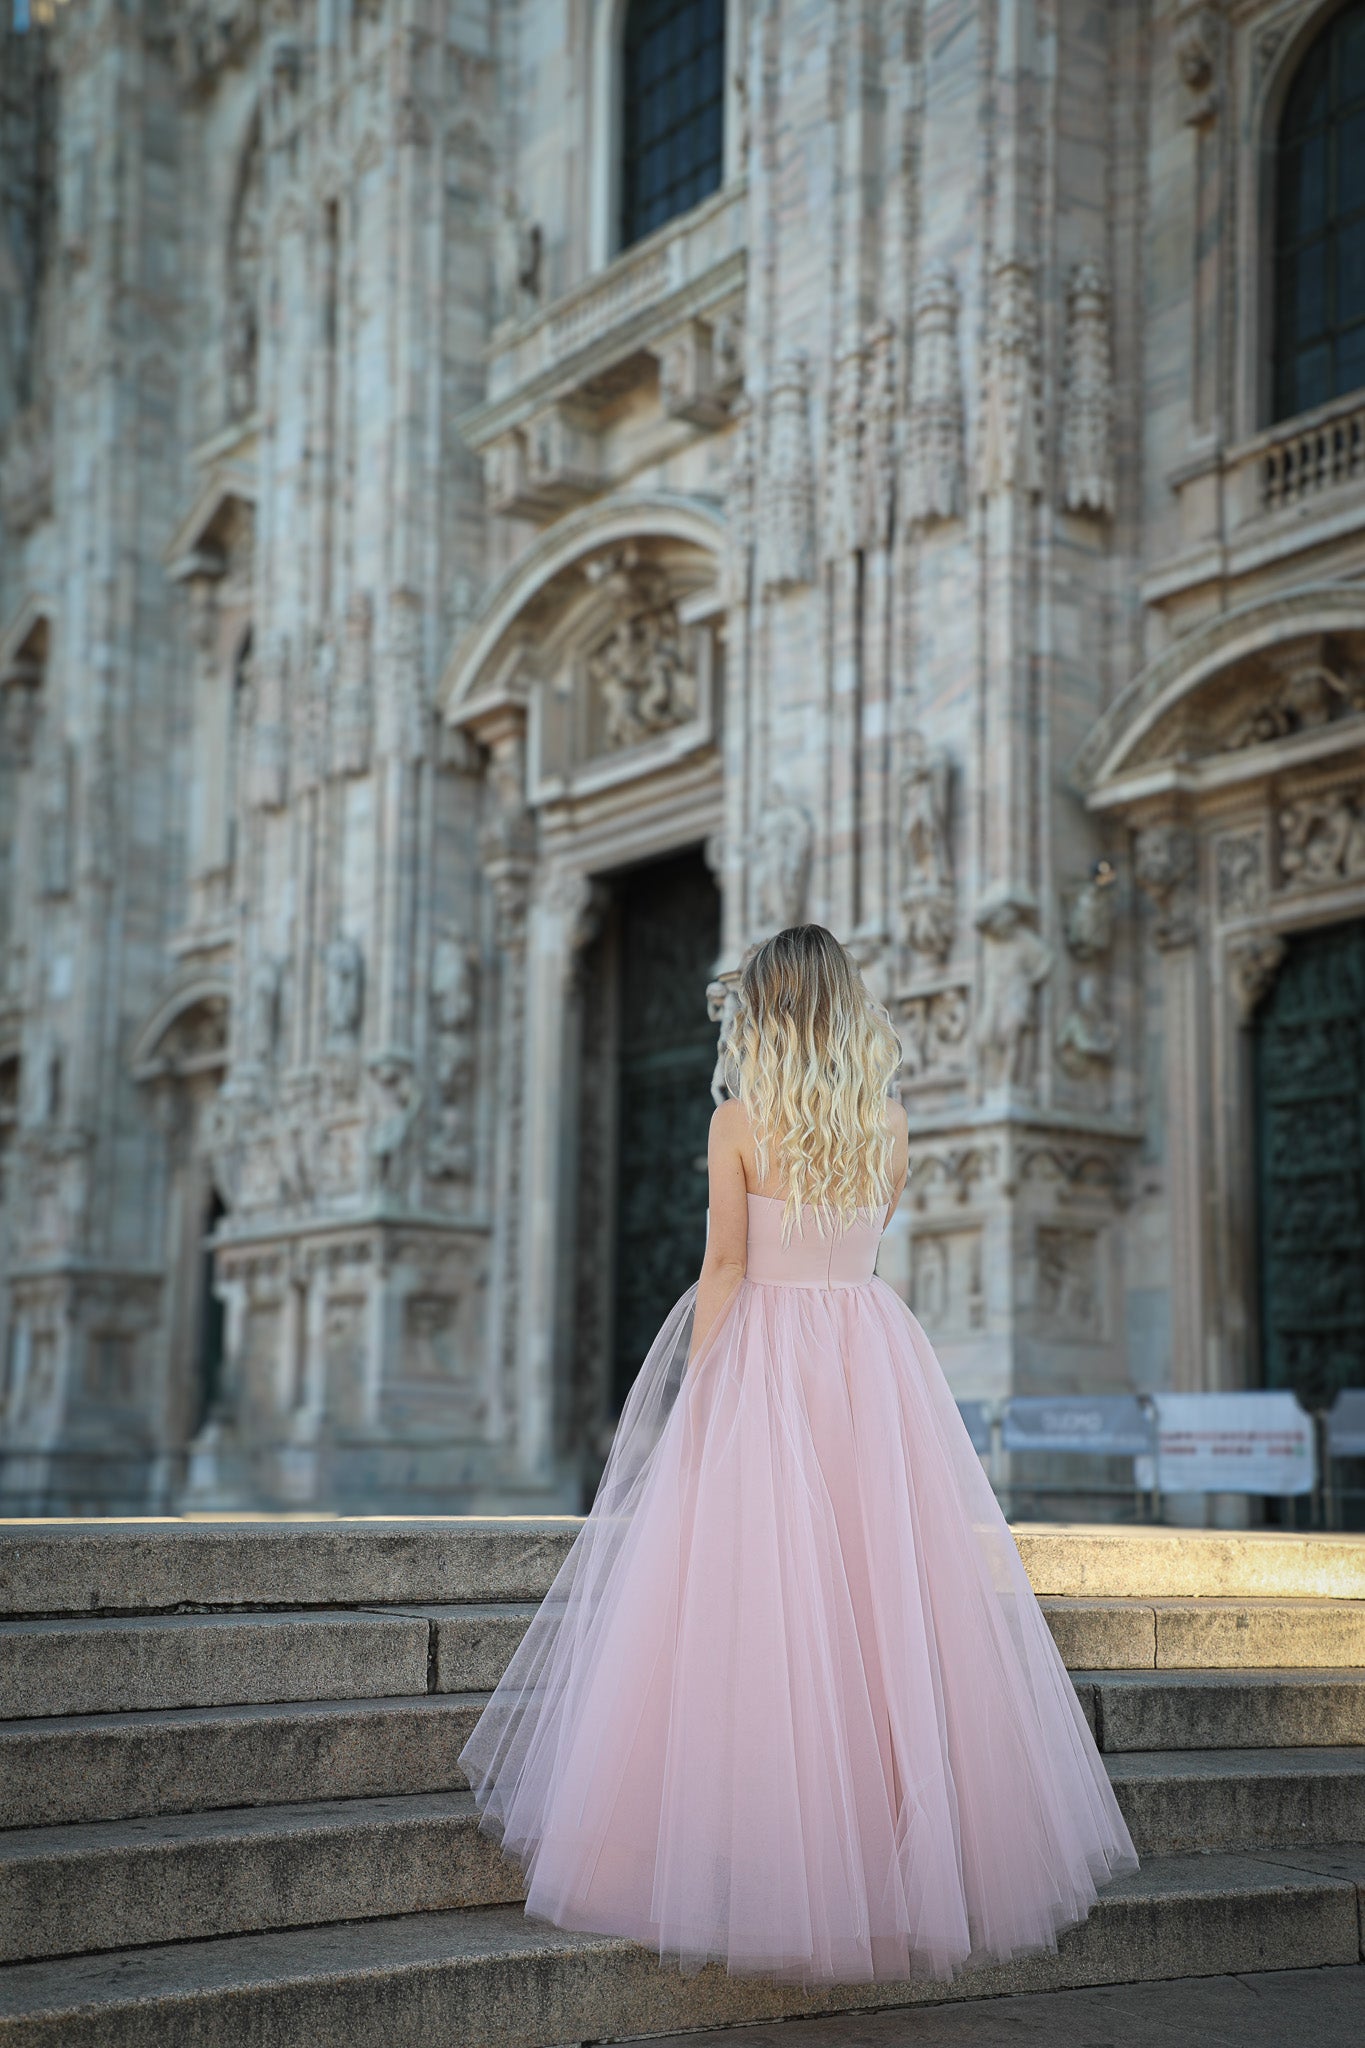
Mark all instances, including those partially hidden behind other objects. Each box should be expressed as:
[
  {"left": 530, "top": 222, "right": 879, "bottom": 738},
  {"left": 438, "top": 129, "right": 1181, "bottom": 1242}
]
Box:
[
  {"left": 1151, "top": 1391, "right": 1316, "bottom": 1496},
  {"left": 1001, "top": 1395, "right": 1153, "bottom": 1459}
]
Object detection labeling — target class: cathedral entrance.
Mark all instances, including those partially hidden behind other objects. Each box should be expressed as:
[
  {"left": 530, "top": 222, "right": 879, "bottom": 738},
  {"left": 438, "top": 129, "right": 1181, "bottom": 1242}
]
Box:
[
  {"left": 1254, "top": 917, "right": 1365, "bottom": 1409},
  {"left": 610, "top": 848, "right": 720, "bottom": 1410}
]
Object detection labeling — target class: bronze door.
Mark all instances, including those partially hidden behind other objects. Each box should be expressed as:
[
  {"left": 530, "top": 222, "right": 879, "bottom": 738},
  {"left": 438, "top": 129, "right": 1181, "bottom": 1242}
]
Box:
[{"left": 611, "top": 849, "right": 720, "bottom": 1410}]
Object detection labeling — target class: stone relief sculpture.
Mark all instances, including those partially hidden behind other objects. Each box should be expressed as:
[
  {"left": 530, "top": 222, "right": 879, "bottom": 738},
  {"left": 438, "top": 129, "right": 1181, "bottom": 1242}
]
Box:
[
  {"left": 761, "top": 356, "right": 816, "bottom": 591},
  {"left": 899, "top": 986, "right": 970, "bottom": 1083},
  {"left": 899, "top": 732, "right": 955, "bottom": 963},
  {"left": 496, "top": 188, "right": 542, "bottom": 324},
  {"left": 428, "top": 935, "right": 477, "bottom": 1181},
  {"left": 1056, "top": 971, "right": 1119, "bottom": 1079},
  {"left": 1061, "top": 262, "right": 1116, "bottom": 518},
  {"left": 331, "top": 591, "right": 373, "bottom": 777},
  {"left": 584, "top": 550, "right": 697, "bottom": 752},
  {"left": 905, "top": 265, "right": 964, "bottom": 527},
  {"left": 1215, "top": 833, "right": 1266, "bottom": 919},
  {"left": 1062, "top": 861, "right": 1119, "bottom": 960},
  {"left": 322, "top": 937, "right": 364, "bottom": 1052},
  {"left": 366, "top": 1052, "right": 422, "bottom": 1197},
  {"left": 1133, "top": 823, "right": 1198, "bottom": 947},
  {"left": 1174, "top": 1, "right": 1225, "bottom": 126},
  {"left": 706, "top": 972, "right": 743, "bottom": 1107},
  {"left": 751, "top": 790, "right": 814, "bottom": 936},
  {"left": 1227, "top": 931, "right": 1286, "bottom": 1022},
  {"left": 974, "top": 885, "right": 1053, "bottom": 1090},
  {"left": 980, "top": 260, "right": 1043, "bottom": 499},
  {"left": 1278, "top": 786, "right": 1365, "bottom": 887},
  {"left": 1227, "top": 657, "right": 1365, "bottom": 750}
]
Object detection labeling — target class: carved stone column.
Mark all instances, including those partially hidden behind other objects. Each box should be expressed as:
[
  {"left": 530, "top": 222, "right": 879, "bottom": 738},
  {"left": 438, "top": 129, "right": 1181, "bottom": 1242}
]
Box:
[{"left": 1134, "top": 820, "right": 1213, "bottom": 1391}]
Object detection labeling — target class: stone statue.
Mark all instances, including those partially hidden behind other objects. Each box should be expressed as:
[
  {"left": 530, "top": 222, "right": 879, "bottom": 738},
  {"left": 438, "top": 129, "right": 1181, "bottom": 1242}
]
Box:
[
  {"left": 706, "top": 972, "right": 743, "bottom": 1108},
  {"left": 975, "top": 886, "right": 1053, "bottom": 1090},
  {"left": 367, "top": 1052, "right": 422, "bottom": 1197},
  {"left": 497, "top": 188, "right": 542, "bottom": 324},
  {"left": 245, "top": 957, "right": 281, "bottom": 1068},
  {"left": 322, "top": 937, "right": 364, "bottom": 1050},
  {"left": 1063, "top": 861, "right": 1118, "bottom": 961},
  {"left": 752, "top": 791, "right": 813, "bottom": 936},
  {"left": 900, "top": 732, "right": 954, "bottom": 961},
  {"left": 586, "top": 550, "right": 697, "bottom": 752},
  {"left": 428, "top": 936, "right": 478, "bottom": 1180},
  {"left": 1056, "top": 971, "right": 1119, "bottom": 1078}
]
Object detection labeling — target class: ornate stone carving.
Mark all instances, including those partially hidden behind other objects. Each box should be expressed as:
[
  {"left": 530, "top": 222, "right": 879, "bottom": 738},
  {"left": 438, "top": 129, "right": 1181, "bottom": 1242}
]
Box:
[
  {"left": 899, "top": 732, "right": 955, "bottom": 962},
  {"left": 905, "top": 264, "right": 964, "bottom": 527},
  {"left": 583, "top": 550, "right": 697, "bottom": 752},
  {"left": 1175, "top": 2, "right": 1226, "bottom": 127},
  {"left": 974, "top": 884, "right": 1053, "bottom": 1089},
  {"left": 760, "top": 356, "right": 816, "bottom": 590},
  {"left": 479, "top": 729, "right": 534, "bottom": 949},
  {"left": 706, "top": 971, "right": 743, "bottom": 1107},
  {"left": 898, "top": 986, "right": 970, "bottom": 1083},
  {"left": 331, "top": 591, "right": 373, "bottom": 776},
  {"left": 905, "top": 1142, "right": 998, "bottom": 1211},
  {"left": 1062, "top": 862, "right": 1119, "bottom": 961},
  {"left": 825, "top": 341, "right": 865, "bottom": 560},
  {"left": 1215, "top": 832, "right": 1266, "bottom": 919},
  {"left": 427, "top": 935, "right": 477, "bottom": 1181},
  {"left": 322, "top": 937, "right": 364, "bottom": 1051},
  {"left": 1277, "top": 786, "right": 1365, "bottom": 889},
  {"left": 1035, "top": 1226, "right": 1102, "bottom": 1338},
  {"left": 1134, "top": 823, "right": 1198, "bottom": 947},
  {"left": 174, "top": 1, "right": 259, "bottom": 86},
  {"left": 1056, "top": 971, "right": 1119, "bottom": 1078},
  {"left": 980, "top": 261, "right": 1043, "bottom": 498},
  {"left": 657, "top": 319, "right": 732, "bottom": 427},
  {"left": 751, "top": 790, "right": 814, "bottom": 935},
  {"left": 1227, "top": 930, "right": 1286, "bottom": 1023},
  {"left": 1227, "top": 657, "right": 1365, "bottom": 750},
  {"left": 1061, "top": 262, "right": 1115, "bottom": 518},
  {"left": 366, "top": 1051, "right": 422, "bottom": 1197}
]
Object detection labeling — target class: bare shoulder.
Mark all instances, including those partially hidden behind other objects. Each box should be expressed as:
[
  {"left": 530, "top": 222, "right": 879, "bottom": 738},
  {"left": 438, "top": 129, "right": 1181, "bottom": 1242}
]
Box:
[
  {"left": 710, "top": 1096, "right": 750, "bottom": 1145},
  {"left": 883, "top": 1094, "right": 909, "bottom": 1136}
]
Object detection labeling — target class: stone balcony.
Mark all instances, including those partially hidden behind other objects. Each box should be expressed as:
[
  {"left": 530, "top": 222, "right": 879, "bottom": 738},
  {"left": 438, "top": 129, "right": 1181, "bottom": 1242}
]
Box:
[
  {"left": 1147, "top": 388, "right": 1365, "bottom": 609},
  {"left": 460, "top": 183, "right": 747, "bottom": 521}
]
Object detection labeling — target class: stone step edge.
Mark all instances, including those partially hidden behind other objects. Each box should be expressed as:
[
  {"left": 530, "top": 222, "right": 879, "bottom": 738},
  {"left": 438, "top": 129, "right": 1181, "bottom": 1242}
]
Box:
[
  {"left": 5, "top": 1522, "right": 1365, "bottom": 1620},
  {"left": 0, "top": 1852, "right": 1360, "bottom": 2041}
]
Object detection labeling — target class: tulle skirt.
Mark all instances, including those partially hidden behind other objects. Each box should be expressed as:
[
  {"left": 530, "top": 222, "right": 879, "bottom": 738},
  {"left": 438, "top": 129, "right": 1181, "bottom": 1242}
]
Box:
[{"left": 459, "top": 1276, "right": 1138, "bottom": 1985}]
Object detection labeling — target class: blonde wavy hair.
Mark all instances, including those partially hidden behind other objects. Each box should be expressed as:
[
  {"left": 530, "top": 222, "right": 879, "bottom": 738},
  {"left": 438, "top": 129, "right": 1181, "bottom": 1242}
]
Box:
[{"left": 721, "top": 925, "right": 902, "bottom": 1239}]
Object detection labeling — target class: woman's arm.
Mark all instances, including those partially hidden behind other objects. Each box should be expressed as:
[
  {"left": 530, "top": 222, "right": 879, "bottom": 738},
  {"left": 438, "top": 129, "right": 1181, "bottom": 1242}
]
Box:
[
  {"left": 687, "top": 1099, "right": 749, "bottom": 1364},
  {"left": 883, "top": 1096, "right": 911, "bottom": 1222}
]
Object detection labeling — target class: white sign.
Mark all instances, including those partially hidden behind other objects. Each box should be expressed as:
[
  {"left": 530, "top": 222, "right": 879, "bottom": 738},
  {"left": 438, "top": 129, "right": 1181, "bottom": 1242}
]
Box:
[
  {"left": 1151, "top": 1391, "right": 1316, "bottom": 1496},
  {"left": 1327, "top": 1389, "right": 1365, "bottom": 1459}
]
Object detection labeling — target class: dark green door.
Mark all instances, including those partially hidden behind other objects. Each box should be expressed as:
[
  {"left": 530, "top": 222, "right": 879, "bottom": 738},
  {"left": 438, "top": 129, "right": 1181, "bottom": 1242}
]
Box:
[
  {"left": 1254, "top": 918, "right": 1365, "bottom": 1405},
  {"left": 611, "top": 849, "right": 720, "bottom": 1410}
]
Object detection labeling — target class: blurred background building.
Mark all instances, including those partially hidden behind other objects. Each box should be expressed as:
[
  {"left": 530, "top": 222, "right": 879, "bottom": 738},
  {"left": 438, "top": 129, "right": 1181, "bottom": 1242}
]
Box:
[{"left": 0, "top": 0, "right": 1362, "bottom": 1515}]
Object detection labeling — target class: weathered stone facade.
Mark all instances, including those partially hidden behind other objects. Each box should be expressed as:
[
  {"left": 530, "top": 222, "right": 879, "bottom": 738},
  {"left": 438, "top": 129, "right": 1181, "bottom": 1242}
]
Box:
[{"left": 2, "top": 0, "right": 1364, "bottom": 1513}]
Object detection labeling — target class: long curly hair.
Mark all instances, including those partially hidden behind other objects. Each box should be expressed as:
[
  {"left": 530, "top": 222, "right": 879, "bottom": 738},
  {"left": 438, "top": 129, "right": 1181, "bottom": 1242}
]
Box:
[{"left": 721, "top": 925, "right": 902, "bottom": 1239}]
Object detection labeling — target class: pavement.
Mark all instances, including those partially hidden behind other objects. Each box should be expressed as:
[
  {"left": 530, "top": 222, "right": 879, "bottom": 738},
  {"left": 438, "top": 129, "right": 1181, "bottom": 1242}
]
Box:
[{"left": 617, "top": 1963, "right": 1365, "bottom": 2046}]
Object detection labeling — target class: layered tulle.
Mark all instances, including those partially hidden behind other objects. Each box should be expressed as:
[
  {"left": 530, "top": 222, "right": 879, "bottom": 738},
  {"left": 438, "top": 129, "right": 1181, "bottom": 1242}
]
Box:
[{"left": 460, "top": 1274, "right": 1138, "bottom": 1985}]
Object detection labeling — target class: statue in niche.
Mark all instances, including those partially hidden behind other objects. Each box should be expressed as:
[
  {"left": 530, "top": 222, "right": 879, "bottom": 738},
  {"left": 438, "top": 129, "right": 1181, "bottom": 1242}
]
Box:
[
  {"left": 751, "top": 791, "right": 813, "bottom": 937},
  {"left": 245, "top": 956, "right": 281, "bottom": 1069},
  {"left": 585, "top": 549, "right": 697, "bottom": 752},
  {"left": 367, "top": 1052, "right": 422, "bottom": 1197},
  {"left": 322, "top": 937, "right": 364, "bottom": 1051},
  {"left": 1056, "top": 971, "right": 1119, "bottom": 1078},
  {"left": 428, "top": 936, "right": 477, "bottom": 1180},
  {"left": 1063, "top": 859, "right": 1119, "bottom": 961},
  {"left": 975, "top": 886, "right": 1053, "bottom": 1090},
  {"left": 899, "top": 733, "right": 955, "bottom": 962},
  {"left": 497, "top": 188, "right": 542, "bottom": 324}
]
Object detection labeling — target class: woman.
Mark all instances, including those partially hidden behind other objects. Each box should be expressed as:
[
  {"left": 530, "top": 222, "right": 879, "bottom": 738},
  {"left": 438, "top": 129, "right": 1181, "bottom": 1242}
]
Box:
[{"left": 460, "top": 925, "right": 1137, "bottom": 1986}]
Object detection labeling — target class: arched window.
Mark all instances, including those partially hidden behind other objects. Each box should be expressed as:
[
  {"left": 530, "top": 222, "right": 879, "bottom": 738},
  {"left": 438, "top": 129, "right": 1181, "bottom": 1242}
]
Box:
[
  {"left": 1273, "top": 1, "right": 1365, "bottom": 421},
  {"left": 620, "top": 0, "right": 725, "bottom": 252}
]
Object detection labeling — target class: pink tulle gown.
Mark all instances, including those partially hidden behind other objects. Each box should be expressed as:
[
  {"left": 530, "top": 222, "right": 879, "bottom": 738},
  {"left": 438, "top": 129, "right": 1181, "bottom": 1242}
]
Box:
[{"left": 460, "top": 1193, "right": 1138, "bottom": 1985}]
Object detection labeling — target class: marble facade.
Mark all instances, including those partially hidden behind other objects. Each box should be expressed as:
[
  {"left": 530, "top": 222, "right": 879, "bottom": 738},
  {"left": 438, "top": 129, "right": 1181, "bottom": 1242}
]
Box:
[{"left": 2, "top": 0, "right": 1364, "bottom": 1513}]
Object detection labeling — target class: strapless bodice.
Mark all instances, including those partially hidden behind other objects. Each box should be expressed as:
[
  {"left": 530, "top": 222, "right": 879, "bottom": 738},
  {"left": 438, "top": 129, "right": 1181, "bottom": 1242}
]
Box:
[{"left": 744, "top": 1192, "right": 886, "bottom": 1289}]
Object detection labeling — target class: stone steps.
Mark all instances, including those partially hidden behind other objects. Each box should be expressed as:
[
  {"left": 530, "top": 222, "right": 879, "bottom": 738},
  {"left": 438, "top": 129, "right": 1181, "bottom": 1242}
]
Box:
[
  {"left": 0, "top": 1517, "right": 1361, "bottom": 2047},
  {"left": 1040, "top": 1596, "right": 1365, "bottom": 1669},
  {"left": 1, "top": 1852, "right": 1361, "bottom": 2048},
  {"left": 0, "top": 1693, "right": 491, "bottom": 1830},
  {"left": 1078, "top": 1668, "right": 1365, "bottom": 1750},
  {"left": 3, "top": 1742, "right": 1362, "bottom": 1966},
  {"left": 8, "top": 1669, "right": 1364, "bottom": 1834}
]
